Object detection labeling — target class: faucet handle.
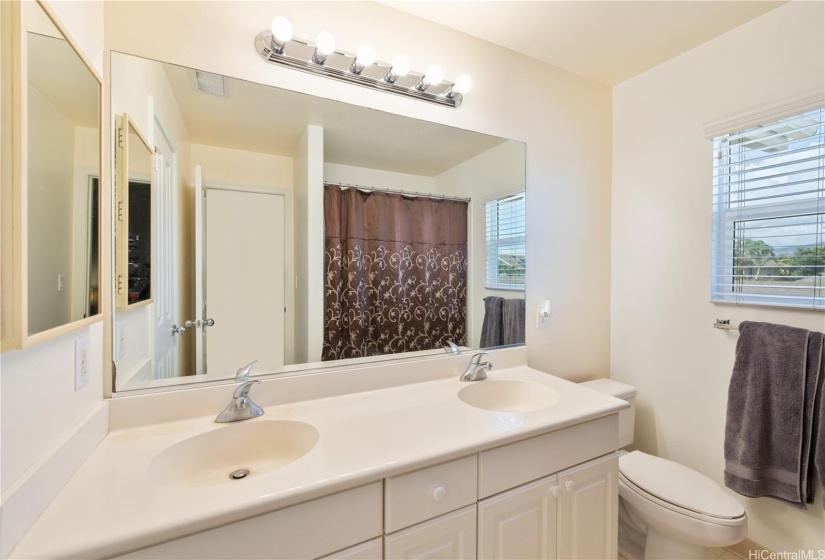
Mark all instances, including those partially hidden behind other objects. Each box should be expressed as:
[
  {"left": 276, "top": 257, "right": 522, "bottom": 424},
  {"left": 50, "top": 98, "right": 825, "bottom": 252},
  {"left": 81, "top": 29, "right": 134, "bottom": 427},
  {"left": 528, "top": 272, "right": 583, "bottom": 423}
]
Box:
[
  {"left": 233, "top": 379, "right": 261, "bottom": 399},
  {"left": 235, "top": 360, "right": 258, "bottom": 380},
  {"left": 470, "top": 352, "right": 489, "bottom": 364},
  {"left": 444, "top": 341, "right": 461, "bottom": 355}
]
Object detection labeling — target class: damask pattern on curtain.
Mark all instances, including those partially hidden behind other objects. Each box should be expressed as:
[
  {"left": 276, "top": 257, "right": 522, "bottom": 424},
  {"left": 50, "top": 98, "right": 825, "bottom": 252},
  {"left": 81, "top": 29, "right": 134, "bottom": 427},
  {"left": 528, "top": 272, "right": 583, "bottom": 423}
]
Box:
[{"left": 323, "top": 185, "right": 468, "bottom": 361}]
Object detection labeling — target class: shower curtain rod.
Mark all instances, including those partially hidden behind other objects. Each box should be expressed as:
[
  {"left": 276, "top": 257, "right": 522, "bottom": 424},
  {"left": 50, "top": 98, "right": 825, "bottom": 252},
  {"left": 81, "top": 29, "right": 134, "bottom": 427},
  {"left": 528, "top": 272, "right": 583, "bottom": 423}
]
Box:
[{"left": 325, "top": 181, "right": 471, "bottom": 203}]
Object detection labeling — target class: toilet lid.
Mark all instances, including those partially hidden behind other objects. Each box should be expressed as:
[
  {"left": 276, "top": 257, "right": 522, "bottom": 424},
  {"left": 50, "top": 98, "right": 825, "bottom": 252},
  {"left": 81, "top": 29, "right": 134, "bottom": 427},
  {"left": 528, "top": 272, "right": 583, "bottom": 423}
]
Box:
[{"left": 619, "top": 451, "right": 745, "bottom": 519}]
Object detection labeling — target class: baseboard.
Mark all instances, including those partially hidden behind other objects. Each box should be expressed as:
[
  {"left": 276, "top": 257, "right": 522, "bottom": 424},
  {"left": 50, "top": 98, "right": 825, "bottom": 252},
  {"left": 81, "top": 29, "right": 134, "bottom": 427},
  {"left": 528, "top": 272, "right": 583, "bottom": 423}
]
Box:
[{"left": 0, "top": 401, "right": 109, "bottom": 559}]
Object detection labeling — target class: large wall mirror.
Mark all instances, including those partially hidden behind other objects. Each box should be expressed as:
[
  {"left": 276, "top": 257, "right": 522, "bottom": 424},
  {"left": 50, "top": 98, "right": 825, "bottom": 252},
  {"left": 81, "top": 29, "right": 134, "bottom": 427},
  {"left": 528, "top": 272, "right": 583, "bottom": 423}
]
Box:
[
  {"left": 111, "top": 51, "right": 525, "bottom": 392},
  {"left": 0, "top": 0, "right": 101, "bottom": 349}
]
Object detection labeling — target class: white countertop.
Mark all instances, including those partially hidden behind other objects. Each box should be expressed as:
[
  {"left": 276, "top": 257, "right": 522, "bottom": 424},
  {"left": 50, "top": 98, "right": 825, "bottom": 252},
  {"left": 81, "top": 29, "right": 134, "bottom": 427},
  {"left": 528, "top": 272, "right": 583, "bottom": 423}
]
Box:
[{"left": 13, "top": 366, "right": 626, "bottom": 559}]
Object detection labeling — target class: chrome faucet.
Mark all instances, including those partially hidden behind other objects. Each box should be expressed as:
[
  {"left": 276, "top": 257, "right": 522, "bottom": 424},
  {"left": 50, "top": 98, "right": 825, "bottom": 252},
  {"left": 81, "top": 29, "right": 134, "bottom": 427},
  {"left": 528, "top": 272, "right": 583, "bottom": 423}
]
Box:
[
  {"left": 444, "top": 341, "right": 461, "bottom": 355},
  {"left": 216, "top": 360, "right": 264, "bottom": 423},
  {"left": 461, "top": 352, "right": 492, "bottom": 382}
]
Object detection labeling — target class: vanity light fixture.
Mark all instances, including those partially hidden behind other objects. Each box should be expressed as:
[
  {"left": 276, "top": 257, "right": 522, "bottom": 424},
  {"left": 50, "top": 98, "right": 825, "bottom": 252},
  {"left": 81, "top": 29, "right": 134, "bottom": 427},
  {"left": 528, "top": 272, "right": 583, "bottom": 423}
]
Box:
[{"left": 254, "top": 17, "right": 470, "bottom": 108}]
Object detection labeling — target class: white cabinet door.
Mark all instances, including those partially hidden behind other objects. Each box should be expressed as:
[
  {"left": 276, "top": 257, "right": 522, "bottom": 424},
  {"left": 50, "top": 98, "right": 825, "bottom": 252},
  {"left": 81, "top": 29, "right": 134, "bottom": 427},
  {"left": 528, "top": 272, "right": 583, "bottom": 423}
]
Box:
[
  {"left": 478, "top": 474, "right": 559, "bottom": 560},
  {"left": 384, "top": 505, "right": 476, "bottom": 560},
  {"left": 557, "top": 453, "right": 619, "bottom": 560},
  {"left": 319, "top": 537, "right": 383, "bottom": 560}
]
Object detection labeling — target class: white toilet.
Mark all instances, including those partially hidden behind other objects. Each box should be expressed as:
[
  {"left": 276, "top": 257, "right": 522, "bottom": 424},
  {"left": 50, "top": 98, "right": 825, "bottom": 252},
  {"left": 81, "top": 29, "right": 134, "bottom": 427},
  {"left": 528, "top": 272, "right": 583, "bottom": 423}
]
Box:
[{"left": 580, "top": 379, "right": 748, "bottom": 560}]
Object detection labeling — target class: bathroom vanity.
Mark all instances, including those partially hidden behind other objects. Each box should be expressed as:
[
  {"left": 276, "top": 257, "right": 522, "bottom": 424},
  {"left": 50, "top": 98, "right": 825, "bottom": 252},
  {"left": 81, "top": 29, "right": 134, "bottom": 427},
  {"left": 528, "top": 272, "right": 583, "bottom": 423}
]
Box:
[{"left": 12, "top": 364, "right": 625, "bottom": 560}]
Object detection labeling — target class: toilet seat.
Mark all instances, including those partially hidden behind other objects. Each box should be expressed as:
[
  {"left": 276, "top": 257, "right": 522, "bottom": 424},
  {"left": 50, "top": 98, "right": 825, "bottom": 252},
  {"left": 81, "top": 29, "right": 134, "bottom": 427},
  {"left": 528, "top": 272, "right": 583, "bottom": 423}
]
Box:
[{"left": 619, "top": 451, "right": 746, "bottom": 525}]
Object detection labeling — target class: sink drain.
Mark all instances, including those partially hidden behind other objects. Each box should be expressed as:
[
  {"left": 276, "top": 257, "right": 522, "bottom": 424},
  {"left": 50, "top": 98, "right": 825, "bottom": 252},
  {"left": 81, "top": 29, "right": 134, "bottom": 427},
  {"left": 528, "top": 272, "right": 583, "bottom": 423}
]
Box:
[{"left": 229, "top": 468, "right": 250, "bottom": 480}]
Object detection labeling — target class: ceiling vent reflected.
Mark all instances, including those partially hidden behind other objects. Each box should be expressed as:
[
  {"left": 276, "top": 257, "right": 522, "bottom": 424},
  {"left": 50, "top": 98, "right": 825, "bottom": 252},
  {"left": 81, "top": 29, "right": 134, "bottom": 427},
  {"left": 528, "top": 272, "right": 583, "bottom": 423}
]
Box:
[{"left": 189, "top": 69, "right": 229, "bottom": 98}]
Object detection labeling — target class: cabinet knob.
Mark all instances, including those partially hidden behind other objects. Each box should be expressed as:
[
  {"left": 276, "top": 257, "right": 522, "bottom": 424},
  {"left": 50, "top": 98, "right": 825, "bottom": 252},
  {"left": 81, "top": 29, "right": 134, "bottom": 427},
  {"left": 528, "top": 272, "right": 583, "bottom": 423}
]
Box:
[
  {"left": 432, "top": 486, "right": 447, "bottom": 502},
  {"left": 550, "top": 485, "right": 561, "bottom": 498},
  {"left": 564, "top": 480, "right": 576, "bottom": 493}
]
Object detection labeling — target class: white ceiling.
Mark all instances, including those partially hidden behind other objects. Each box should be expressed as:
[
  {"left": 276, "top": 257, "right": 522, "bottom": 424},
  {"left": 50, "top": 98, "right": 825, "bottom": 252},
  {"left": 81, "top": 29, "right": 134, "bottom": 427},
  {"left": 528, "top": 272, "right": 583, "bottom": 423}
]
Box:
[
  {"left": 161, "top": 63, "right": 506, "bottom": 176},
  {"left": 384, "top": 1, "right": 787, "bottom": 85}
]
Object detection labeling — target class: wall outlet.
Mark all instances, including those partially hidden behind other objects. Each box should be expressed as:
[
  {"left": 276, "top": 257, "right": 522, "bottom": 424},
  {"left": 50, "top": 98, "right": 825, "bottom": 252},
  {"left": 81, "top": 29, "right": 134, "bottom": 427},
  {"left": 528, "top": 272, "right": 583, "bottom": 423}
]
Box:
[
  {"left": 75, "top": 336, "right": 90, "bottom": 391},
  {"left": 536, "top": 300, "right": 552, "bottom": 329},
  {"left": 116, "top": 321, "right": 126, "bottom": 361},
  {"left": 57, "top": 274, "right": 65, "bottom": 292}
]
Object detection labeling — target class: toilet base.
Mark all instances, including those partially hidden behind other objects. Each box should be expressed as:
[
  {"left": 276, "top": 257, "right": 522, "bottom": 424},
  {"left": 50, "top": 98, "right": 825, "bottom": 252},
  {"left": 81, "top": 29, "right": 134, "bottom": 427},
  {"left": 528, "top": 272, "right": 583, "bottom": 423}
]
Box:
[{"left": 643, "top": 528, "right": 705, "bottom": 560}]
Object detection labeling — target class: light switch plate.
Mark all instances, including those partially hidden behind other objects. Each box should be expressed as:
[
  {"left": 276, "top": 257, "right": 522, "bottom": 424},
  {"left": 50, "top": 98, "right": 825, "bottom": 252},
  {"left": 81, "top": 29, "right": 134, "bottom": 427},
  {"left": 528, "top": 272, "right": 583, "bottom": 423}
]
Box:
[
  {"left": 75, "top": 336, "right": 90, "bottom": 391},
  {"left": 116, "top": 321, "right": 126, "bottom": 361}
]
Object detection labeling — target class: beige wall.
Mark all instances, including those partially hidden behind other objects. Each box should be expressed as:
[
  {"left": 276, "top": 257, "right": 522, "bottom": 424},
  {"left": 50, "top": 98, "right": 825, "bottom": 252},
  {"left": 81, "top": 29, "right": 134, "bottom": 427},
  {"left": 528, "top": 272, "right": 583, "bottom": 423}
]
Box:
[
  {"left": 434, "top": 141, "right": 525, "bottom": 348},
  {"left": 102, "top": 0, "right": 613, "bottom": 381},
  {"left": 324, "top": 162, "right": 435, "bottom": 193},
  {"left": 0, "top": 0, "right": 104, "bottom": 526},
  {"left": 611, "top": 1, "right": 825, "bottom": 551},
  {"left": 191, "top": 144, "right": 292, "bottom": 189}
]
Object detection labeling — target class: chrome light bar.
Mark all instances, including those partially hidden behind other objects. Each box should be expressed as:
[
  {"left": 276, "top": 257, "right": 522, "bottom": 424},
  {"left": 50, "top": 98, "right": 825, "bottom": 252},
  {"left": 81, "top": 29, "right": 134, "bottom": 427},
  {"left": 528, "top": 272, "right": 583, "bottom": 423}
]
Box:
[{"left": 254, "top": 31, "right": 465, "bottom": 108}]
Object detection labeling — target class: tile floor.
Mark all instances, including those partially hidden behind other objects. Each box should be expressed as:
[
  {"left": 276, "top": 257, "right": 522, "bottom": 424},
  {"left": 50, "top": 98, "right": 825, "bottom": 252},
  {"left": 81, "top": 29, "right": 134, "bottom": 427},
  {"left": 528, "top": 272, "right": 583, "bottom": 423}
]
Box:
[{"left": 618, "top": 546, "right": 750, "bottom": 560}]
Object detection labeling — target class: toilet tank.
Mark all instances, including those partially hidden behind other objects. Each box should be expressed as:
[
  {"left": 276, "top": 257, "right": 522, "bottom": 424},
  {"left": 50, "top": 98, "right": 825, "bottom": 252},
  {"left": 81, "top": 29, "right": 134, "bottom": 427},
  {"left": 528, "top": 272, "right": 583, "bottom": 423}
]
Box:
[{"left": 579, "top": 379, "right": 636, "bottom": 448}]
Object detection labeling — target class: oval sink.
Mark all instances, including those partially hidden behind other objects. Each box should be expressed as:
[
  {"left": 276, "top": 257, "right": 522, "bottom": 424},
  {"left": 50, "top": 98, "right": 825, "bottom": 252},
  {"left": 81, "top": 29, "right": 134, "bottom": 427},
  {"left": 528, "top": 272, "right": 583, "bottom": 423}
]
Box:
[
  {"left": 458, "top": 380, "right": 560, "bottom": 412},
  {"left": 148, "top": 420, "right": 319, "bottom": 487}
]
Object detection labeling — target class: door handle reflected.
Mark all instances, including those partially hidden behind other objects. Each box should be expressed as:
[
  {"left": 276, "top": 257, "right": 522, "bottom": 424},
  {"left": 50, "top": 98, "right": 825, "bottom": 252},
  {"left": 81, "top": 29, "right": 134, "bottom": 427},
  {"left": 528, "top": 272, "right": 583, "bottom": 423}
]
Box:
[
  {"left": 171, "top": 324, "right": 187, "bottom": 336},
  {"left": 184, "top": 320, "right": 198, "bottom": 328}
]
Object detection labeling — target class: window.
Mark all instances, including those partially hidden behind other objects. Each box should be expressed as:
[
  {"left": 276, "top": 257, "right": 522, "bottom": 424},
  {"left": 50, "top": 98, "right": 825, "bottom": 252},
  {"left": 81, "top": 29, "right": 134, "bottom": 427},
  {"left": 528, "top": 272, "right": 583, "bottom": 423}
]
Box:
[
  {"left": 485, "top": 192, "right": 526, "bottom": 289},
  {"left": 712, "top": 107, "right": 825, "bottom": 309}
]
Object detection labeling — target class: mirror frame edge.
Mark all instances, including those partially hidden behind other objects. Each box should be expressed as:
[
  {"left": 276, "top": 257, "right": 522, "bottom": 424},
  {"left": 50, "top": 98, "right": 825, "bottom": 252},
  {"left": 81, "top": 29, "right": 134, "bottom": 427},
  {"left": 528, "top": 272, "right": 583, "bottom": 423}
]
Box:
[{"left": 0, "top": 0, "right": 107, "bottom": 354}]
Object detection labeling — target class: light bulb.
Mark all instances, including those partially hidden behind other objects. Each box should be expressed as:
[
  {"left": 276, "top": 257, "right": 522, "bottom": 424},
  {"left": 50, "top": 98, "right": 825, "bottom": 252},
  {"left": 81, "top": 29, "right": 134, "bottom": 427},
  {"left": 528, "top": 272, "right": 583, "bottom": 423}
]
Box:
[
  {"left": 270, "top": 16, "right": 293, "bottom": 44},
  {"left": 315, "top": 31, "right": 336, "bottom": 55},
  {"left": 391, "top": 55, "right": 411, "bottom": 78},
  {"left": 423, "top": 65, "right": 443, "bottom": 86},
  {"left": 453, "top": 74, "right": 472, "bottom": 95},
  {"left": 355, "top": 44, "right": 376, "bottom": 67}
]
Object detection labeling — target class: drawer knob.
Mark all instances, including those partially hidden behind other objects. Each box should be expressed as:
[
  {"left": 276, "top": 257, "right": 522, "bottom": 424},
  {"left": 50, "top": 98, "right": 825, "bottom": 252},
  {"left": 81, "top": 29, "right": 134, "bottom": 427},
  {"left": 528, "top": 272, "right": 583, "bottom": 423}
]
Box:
[
  {"left": 564, "top": 480, "right": 576, "bottom": 493},
  {"left": 432, "top": 486, "right": 447, "bottom": 502},
  {"left": 550, "top": 485, "right": 561, "bottom": 498}
]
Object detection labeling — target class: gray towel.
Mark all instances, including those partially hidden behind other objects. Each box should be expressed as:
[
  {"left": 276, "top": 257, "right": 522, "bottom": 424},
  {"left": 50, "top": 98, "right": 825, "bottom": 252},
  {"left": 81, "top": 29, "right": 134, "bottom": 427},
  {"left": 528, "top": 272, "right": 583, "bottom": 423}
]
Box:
[
  {"left": 502, "top": 299, "right": 526, "bottom": 345},
  {"left": 816, "top": 345, "right": 825, "bottom": 508},
  {"left": 479, "top": 297, "right": 503, "bottom": 348},
  {"left": 724, "top": 321, "right": 823, "bottom": 508}
]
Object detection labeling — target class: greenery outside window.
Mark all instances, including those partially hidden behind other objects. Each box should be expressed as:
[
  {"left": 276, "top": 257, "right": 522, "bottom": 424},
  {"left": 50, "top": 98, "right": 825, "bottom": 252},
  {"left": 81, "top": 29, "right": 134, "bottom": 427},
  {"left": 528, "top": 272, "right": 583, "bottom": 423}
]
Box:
[
  {"left": 711, "top": 107, "right": 824, "bottom": 309},
  {"left": 485, "top": 192, "right": 526, "bottom": 289}
]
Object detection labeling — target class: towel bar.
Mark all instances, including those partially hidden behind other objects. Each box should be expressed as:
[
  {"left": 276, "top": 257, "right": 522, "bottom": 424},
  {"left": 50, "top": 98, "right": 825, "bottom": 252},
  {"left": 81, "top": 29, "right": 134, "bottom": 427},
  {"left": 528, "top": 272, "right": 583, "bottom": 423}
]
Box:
[{"left": 714, "top": 319, "right": 739, "bottom": 331}]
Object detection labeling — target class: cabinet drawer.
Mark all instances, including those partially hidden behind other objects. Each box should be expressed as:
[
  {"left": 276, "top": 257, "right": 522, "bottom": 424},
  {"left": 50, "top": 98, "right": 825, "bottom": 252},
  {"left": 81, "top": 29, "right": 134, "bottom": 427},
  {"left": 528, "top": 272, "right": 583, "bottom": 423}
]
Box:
[
  {"left": 384, "top": 454, "right": 477, "bottom": 533},
  {"left": 384, "top": 505, "right": 477, "bottom": 560},
  {"left": 116, "top": 482, "right": 382, "bottom": 560},
  {"left": 478, "top": 414, "right": 618, "bottom": 498}
]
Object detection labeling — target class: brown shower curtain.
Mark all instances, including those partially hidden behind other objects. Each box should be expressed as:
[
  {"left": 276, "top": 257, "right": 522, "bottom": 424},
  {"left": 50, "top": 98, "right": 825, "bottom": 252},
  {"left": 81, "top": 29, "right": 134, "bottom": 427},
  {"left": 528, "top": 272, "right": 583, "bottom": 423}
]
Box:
[{"left": 323, "top": 185, "right": 468, "bottom": 361}]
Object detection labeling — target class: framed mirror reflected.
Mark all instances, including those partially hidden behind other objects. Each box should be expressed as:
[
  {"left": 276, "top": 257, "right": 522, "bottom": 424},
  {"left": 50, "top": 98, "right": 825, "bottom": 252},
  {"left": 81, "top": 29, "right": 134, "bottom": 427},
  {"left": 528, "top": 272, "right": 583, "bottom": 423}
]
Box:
[
  {"left": 115, "top": 115, "right": 154, "bottom": 312},
  {"left": 0, "top": 0, "right": 101, "bottom": 350},
  {"left": 110, "top": 51, "right": 526, "bottom": 392}
]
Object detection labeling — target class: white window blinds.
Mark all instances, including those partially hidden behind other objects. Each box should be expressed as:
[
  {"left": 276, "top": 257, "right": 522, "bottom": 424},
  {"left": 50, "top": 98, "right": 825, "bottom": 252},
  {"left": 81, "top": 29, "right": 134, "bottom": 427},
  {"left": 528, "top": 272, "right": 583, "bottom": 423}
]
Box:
[
  {"left": 711, "top": 107, "right": 825, "bottom": 309},
  {"left": 485, "top": 192, "right": 526, "bottom": 289}
]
